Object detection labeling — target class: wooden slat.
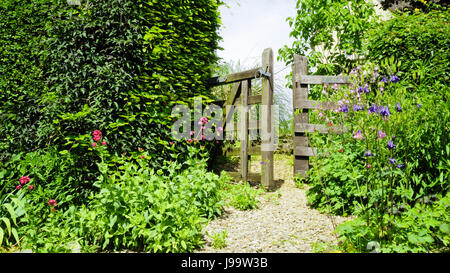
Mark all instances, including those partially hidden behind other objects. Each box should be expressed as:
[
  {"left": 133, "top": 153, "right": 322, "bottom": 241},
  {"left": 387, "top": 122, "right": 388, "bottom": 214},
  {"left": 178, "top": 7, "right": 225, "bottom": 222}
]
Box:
[
  {"left": 216, "top": 95, "right": 262, "bottom": 107},
  {"left": 296, "top": 75, "right": 350, "bottom": 85},
  {"left": 227, "top": 171, "right": 261, "bottom": 182},
  {"left": 294, "top": 99, "right": 337, "bottom": 110},
  {"left": 295, "top": 146, "right": 317, "bottom": 157},
  {"left": 261, "top": 48, "right": 274, "bottom": 190},
  {"left": 295, "top": 123, "right": 348, "bottom": 134},
  {"left": 235, "top": 95, "right": 262, "bottom": 106},
  {"left": 209, "top": 67, "right": 262, "bottom": 86},
  {"left": 240, "top": 80, "right": 249, "bottom": 181},
  {"left": 222, "top": 82, "right": 241, "bottom": 133}
]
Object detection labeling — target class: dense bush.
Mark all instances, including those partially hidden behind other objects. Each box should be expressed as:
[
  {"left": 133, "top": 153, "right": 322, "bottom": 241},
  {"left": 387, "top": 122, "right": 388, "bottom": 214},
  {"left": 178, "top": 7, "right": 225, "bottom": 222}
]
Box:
[
  {"left": 0, "top": 0, "right": 222, "bottom": 187},
  {"left": 366, "top": 8, "right": 449, "bottom": 88},
  {"left": 1, "top": 143, "right": 230, "bottom": 252}
]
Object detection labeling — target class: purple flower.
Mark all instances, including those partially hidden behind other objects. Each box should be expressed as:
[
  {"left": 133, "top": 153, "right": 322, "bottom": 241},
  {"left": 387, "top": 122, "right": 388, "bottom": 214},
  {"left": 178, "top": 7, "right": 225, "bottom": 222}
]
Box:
[
  {"left": 387, "top": 140, "right": 396, "bottom": 150},
  {"left": 363, "top": 84, "right": 370, "bottom": 93},
  {"left": 364, "top": 150, "right": 373, "bottom": 157},
  {"left": 396, "top": 164, "right": 404, "bottom": 168},
  {"left": 339, "top": 104, "right": 349, "bottom": 113},
  {"left": 378, "top": 130, "right": 386, "bottom": 139},
  {"left": 390, "top": 75, "right": 400, "bottom": 83},
  {"left": 357, "top": 86, "right": 364, "bottom": 93},
  {"left": 381, "top": 75, "right": 388, "bottom": 83},
  {"left": 395, "top": 102, "right": 402, "bottom": 112},
  {"left": 379, "top": 106, "right": 391, "bottom": 117},
  {"left": 417, "top": 104, "right": 422, "bottom": 108},
  {"left": 368, "top": 103, "right": 378, "bottom": 114},
  {"left": 389, "top": 157, "right": 397, "bottom": 164},
  {"left": 353, "top": 104, "right": 364, "bottom": 111}
]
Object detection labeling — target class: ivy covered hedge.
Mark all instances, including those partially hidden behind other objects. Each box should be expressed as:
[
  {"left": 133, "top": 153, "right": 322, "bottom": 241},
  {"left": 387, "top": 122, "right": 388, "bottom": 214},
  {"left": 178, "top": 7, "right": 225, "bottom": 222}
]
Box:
[{"left": 0, "top": 0, "right": 222, "bottom": 173}]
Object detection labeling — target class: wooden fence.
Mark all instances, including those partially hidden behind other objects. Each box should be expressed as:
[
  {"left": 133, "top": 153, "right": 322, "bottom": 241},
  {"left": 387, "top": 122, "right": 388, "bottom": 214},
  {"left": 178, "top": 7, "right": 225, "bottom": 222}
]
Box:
[
  {"left": 209, "top": 48, "right": 275, "bottom": 190},
  {"left": 292, "top": 55, "right": 350, "bottom": 177}
]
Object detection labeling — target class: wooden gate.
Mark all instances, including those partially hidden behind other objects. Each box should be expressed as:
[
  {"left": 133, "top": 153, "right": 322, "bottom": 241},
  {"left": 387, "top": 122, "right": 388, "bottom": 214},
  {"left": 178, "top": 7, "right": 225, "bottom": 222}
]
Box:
[
  {"left": 209, "top": 48, "right": 275, "bottom": 190},
  {"left": 292, "top": 55, "right": 350, "bottom": 177}
]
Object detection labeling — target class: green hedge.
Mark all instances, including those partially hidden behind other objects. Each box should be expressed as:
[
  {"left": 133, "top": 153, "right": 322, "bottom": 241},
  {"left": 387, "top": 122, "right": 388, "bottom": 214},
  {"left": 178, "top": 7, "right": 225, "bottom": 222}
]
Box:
[{"left": 0, "top": 0, "right": 222, "bottom": 185}]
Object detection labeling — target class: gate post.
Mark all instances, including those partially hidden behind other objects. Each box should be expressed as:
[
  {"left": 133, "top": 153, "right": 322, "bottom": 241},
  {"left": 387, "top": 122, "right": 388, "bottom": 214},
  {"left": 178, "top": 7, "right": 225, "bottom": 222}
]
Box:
[
  {"left": 261, "top": 48, "right": 274, "bottom": 190},
  {"left": 292, "top": 55, "right": 309, "bottom": 177}
]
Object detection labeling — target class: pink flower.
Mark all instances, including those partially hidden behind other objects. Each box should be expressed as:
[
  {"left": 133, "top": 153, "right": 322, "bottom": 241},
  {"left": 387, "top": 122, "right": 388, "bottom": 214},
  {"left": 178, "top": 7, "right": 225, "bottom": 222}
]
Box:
[
  {"left": 190, "top": 131, "right": 195, "bottom": 136},
  {"left": 92, "top": 142, "right": 97, "bottom": 147},
  {"left": 101, "top": 141, "right": 107, "bottom": 145},
  {"left": 187, "top": 139, "right": 192, "bottom": 143},
  {"left": 217, "top": 126, "right": 223, "bottom": 132},
  {"left": 16, "top": 185, "right": 22, "bottom": 190},
  {"left": 92, "top": 130, "right": 102, "bottom": 137},
  {"left": 139, "top": 148, "right": 143, "bottom": 151},
  {"left": 28, "top": 185, "right": 34, "bottom": 190},
  {"left": 19, "top": 176, "right": 30, "bottom": 185},
  {"left": 377, "top": 130, "right": 386, "bottom": 139},
  {"left": 338, "top": 148, "right": 343, "bottom": 152},
  {"left": 141, "top": 155, "right": 145, "bottom": 158},
  {"left": 93, "top": 135, "right": 101, "bottom": 142},
  {"left": 353, "top": 130, "right": 363, "bottom": 140},
  {"left": 366, "top": 164, "right": 372, "bottom": 169},
  {"left": 201, "top": 134, "right": 205, "bottom": 141},
  {"left": 170, "top": 141, "right": 174, "bottom": 145},
  {"left": 48, "top": 199, "right": 57, "bottom": 206},
  {"left": 200, "top": 116, "right": 208, "bottom": 124}
]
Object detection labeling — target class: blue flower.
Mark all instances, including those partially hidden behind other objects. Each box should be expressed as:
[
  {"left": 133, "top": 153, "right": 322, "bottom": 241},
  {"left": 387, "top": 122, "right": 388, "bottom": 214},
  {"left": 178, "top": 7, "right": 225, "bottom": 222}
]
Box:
[
  {"left": 353, "top": 104, "right": 364, "bottom": 111},
  {"left": 390, "top": 75, "right": 400, "bottom": 83},
  {"left": 339, "top": 104, "right": 349, "bottom": 113},
  {"left": 357, "top": 86, "right": 364, "bottom": 93},
  {"left": 379, "top": 106, "right": 391, "bottom": 117},
  {"left": 368, "top": 103, "right": 378, "bottom": 114},
  {"left": 387, "top": 140, "right": 396, "bottom": 150},
  {"left": 396, "top": 164, "right": 404, "bottom": 168},
  {"left": 363, "top": 84, "right": 370, "bottom": 93},
  {"left": 364, "top": 150, "right": 373, "bottom": 157},
  {"left": 381, "top": 75, "right": 388, "bottom": 83},
  {"left": 417, "top": 104, "right": 422, "bottom": 108},
  {"left": 389, "top": 157, "right": 397, "bottom": 164},
  {"left": 395, "top": 102, "right": 402, "bottom": 112}
]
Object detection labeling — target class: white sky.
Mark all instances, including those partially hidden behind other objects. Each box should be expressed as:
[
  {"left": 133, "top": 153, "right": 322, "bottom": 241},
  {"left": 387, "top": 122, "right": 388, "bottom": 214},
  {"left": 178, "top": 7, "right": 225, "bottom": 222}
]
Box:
[{"left": 216, "top": 0, "right": 297, "bottom": 79}]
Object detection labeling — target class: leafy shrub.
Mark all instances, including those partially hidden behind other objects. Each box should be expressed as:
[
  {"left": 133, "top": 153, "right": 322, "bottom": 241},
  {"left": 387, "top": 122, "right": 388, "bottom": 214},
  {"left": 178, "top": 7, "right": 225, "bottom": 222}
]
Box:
[
  {"left": 307, "top": 60, "right": 449, "bottom": 216},
  {"left": 0, "top": 0, "right": 222, "bottom": 187},
  {"left": 221, "top": 182, "right": 263, "bottom": 211},
  {"left": 73, "top": 146, "right": 228, "bottom": 253},
  {"left": 366, "top": 8, "right": 450, "bottom": 88},
  {"left": 336, "top": 192, "right": 450, "bottom": 253}
]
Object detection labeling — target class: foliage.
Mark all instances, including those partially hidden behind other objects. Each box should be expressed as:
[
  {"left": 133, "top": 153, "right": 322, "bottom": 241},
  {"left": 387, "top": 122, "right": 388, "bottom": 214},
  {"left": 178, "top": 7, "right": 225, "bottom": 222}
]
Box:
[
  {"left": 307, "top": 60, "right": 449, "bottom": 215},
  {"left": 0, "top": 0, "right": 222, "bottom": 190},
  {"left": 365, "top": 7, "right": 449, "bottom": 88},
  {"left": 336, "top": 192, "right": 450, "bottom": 253},
  {"left": 278, "top": 0, "right": 378, "bottom": 75},
  {"left": 210, "top": 229, "right": 227, "bottom": 249},
  {"left": 0, "top": 142, "right": 230, "bottom": 252},
  {"left": 304, "top": 59, "right": 449, "bottom": 252},
  {"left": 221, "top": 181, "right": 264, "bottom": 211}
]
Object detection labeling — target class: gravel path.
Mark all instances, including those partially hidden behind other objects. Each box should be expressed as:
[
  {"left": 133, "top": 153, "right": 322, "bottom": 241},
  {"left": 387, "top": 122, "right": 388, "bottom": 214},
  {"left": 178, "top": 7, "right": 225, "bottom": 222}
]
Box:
[{"left": 196, "top": 154, "right": 352, "bottom": 253}]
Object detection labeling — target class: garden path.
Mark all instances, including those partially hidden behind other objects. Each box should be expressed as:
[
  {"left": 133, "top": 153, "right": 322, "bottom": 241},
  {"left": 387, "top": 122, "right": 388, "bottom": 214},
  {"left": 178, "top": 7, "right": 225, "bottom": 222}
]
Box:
[{"left": 196, "top": 154, "right": 352, "bottom": 253}]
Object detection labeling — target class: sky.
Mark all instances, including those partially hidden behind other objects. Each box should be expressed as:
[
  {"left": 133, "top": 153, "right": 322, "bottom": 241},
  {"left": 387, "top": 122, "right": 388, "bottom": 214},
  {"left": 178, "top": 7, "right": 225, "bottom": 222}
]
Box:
[{"left": 216, "top": 0, "right": 297, "bottom": 80}]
